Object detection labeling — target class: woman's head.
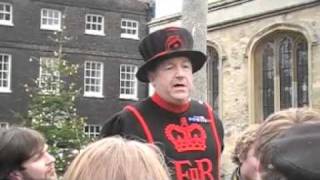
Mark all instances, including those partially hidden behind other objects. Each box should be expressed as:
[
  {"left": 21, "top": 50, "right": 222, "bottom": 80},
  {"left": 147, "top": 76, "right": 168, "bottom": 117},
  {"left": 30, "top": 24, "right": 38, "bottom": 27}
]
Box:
[
  {"left": 64, "top": 136, "right": 170, "bottom": 180},
  {"left": 254, "top": 108, "right": 320, "bottom": 158}
]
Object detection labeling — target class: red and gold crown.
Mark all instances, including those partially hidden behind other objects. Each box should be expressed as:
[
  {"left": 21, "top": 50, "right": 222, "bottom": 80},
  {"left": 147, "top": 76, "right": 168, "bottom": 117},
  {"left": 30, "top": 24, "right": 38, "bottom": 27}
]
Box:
[{"left": 165, "top": 117, "right": 207, "bottom": 152}]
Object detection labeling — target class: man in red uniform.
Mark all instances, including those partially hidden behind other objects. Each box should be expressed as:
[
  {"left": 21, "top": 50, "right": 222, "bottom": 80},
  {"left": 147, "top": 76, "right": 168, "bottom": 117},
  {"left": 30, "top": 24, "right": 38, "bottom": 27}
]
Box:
[{"left": 101, "top": 27, "right": 224, "bottom": 180}]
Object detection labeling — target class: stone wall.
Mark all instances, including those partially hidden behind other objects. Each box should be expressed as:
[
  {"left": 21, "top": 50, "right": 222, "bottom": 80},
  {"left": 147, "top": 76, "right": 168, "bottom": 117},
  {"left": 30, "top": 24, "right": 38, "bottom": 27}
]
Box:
[{"left": 208, "top": 3, "right": 320, "bottom": 178}]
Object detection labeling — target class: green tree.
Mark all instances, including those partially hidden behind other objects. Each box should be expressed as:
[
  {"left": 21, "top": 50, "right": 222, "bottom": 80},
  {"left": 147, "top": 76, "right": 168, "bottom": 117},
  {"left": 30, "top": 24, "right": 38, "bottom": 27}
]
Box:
[{"left": 24, "top": 30, "right": 89, "bottom": 174}]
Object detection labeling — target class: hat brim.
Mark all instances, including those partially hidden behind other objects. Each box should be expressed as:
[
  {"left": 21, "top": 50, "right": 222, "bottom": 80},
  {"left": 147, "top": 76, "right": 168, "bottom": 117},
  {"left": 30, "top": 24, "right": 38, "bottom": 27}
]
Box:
[{"left": 136, "top": 50, "right": 207, "bottom": 82}]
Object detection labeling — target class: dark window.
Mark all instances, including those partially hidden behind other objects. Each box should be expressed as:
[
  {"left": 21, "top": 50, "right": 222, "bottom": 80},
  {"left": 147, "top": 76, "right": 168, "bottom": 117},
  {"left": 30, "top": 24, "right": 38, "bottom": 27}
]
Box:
[
  {"left": 262, "top": 42, "right": 274, "bottom": 119},
  {"left": 296, "top": 41, "right": 309, "bottom": 106},
  {"left": 207, "top": 46, "right": 219, "bottom": 113},
  {"left": 279, "top": 37, "right": 292, "bottom": 109}
]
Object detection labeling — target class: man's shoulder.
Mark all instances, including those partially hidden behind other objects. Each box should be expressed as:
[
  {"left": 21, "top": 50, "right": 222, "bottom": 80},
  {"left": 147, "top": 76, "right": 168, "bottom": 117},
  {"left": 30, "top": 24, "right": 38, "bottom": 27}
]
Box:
[
  {"left": 189, "top": 99, "right": 211, "bottom": 110},
  {"left": 190, "top": 99, "right": 206, "bottom": 105}
]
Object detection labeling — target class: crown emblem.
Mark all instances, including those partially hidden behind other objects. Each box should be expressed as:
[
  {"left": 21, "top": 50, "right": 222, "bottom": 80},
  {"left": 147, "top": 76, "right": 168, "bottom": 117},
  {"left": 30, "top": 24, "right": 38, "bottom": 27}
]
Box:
[
  {"left": 165, "top": 117, "right": 207, "bottom": 152},
  {"left": 165, "top": 35, "right": 183, "bottom": 51}
]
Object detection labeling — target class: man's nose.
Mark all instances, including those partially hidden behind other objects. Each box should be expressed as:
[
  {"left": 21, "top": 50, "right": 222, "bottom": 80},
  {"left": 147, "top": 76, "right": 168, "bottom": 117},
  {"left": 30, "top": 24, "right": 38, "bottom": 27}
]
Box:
[{"left": 175, "top": 66, "right": 185, "bottom": 77}]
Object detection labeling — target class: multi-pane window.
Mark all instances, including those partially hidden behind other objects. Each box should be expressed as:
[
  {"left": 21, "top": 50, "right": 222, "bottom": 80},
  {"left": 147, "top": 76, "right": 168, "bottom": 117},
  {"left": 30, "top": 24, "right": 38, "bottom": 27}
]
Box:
[
  {"left": 0, "top": 122, "right": 9, "bottom": 128},
  {"left": 119, "top": 64, "right": 138, "bottom": 99},
  {"left": 257, "top": 33, "right": 309, "bottom": 119},
  {"left": 0, "top": 53, "right": 11, "bottom": 92},
  {"left": 0, "top": 2, "right": 13, "bottom": 26},
  {"left": 120, "top": 19, "right": 139, "bottom": 40},
  {"left": 207, "top": 46, "right": 219, "bottom": 114},
  {"left": 40, "top": 8, "right": 61, "bottom": 31},
  {"left": 296, "top": 41, "right": 309, "bottom": 107},
  {"left": 84, "top": 124, "right": 101, "bottom": 138},
  {"left": 262, "top": 43, "right": 274, "bottom": 118},
  {"left": 84, "top": 61, "right": 103, "bottom": 97},
  {"left": 85, "top": 14, "right": 105, "bottom": 35},
  {"left": 39, "top": 57, "right": 60, "bottom": 94}
]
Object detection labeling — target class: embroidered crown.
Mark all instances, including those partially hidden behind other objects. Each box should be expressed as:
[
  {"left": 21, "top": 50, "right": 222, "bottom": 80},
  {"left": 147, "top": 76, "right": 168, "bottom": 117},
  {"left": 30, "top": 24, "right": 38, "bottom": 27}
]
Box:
[{"left": 165, "top": 117, "right": 207, "bottom": 152}]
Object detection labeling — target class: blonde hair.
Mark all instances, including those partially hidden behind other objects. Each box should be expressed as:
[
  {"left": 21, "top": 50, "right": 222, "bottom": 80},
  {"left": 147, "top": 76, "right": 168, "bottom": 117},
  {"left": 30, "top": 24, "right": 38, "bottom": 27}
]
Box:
[
  {"left": 231, "top": 124, "right": 259, "bottom": 165},
  {"left": 63, "top": 136, "right": 170, "bottom": 180},
  {"left": 254, "top": 108, "right": 320, "bottom": 158}
]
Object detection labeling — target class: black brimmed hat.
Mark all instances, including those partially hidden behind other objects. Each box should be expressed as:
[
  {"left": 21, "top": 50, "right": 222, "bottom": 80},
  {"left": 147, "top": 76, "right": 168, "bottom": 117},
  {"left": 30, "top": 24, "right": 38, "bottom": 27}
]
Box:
[
  {"left": 269, "top": 123, "right": 320, "bottom": 180},
  {"left": 136, "top": 27, "right": 207, "bottom": 82}
]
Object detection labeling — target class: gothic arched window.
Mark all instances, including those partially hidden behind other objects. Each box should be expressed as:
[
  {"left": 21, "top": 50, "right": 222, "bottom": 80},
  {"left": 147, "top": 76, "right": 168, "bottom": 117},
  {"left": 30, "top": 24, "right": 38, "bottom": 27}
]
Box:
[
  {"left": 207, "top": 46, "right": 219, "bottom": 114},
  {"left": 256, "top": 32, "right": 309, "bottom": 119}
]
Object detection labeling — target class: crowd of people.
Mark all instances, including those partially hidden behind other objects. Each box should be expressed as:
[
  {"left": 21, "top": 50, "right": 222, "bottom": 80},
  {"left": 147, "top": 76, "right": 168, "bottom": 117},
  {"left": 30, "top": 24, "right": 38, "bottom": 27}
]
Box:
[{"left": 1, "top": 26, "right": 320, "bottom": 180}]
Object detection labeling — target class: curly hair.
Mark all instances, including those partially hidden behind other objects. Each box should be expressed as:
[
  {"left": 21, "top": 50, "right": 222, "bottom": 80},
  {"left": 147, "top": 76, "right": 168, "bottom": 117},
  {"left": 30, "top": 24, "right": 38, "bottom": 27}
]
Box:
[{"left": 231, "top": 124, "right": 259, "bottom": 165}]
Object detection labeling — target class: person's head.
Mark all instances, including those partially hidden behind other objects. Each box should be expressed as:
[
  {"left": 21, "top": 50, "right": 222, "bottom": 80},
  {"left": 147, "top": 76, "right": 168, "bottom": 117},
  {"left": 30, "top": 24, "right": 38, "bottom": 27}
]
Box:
[
  {"left": 0, "top": 127, "right": 56, "bottom": 180},
  {"left": 136, "top": 27, "right": 207, "bottom": 104},
  {"left": 63, "top": 136, "right": 170, "bottom": 180},
  {"left": 259, "top": 122, "right": 320, "bottom": 180},
  {"left": 232, "top": 124, "right": 260, "bottom": 180},
  {"left": 254, "top": 108, "right": 320, "bottom": 159},
  {"left": 253, "top": 108, "right": 320, "bottom": 180}
]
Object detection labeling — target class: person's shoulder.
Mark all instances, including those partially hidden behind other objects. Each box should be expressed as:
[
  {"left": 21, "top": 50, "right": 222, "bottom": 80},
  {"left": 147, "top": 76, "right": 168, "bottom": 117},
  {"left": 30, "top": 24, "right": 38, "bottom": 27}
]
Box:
[{"left": 130, "top": 97, "right": 153, "bottom": 109}]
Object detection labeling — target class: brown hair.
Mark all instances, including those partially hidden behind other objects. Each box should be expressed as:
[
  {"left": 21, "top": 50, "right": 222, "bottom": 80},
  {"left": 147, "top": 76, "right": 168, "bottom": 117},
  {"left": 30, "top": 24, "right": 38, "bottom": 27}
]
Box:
[
  {"left": 0, "top": 127, "right": 45, "bottom": 179},
  {"left": 63, "top": 136, "right": 171, "bottom": 180},
  {"left": 254, "top": 108, "right": 320, "bottom": 158},
  {"left": 232, "top": 124, "right": 259, "bottom": 165},
  {"left": 254, "top": 108, "right": 320, "bottom": 180}
]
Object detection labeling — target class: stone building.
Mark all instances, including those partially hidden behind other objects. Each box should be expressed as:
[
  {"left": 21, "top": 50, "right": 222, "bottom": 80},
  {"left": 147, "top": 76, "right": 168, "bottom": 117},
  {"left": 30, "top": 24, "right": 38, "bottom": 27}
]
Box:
[
  {"left": 150, "top": 0, "right": 320, "bottom": 177},
  {"left": 0, "top": 0, "right": 152, "bottom": 136}
]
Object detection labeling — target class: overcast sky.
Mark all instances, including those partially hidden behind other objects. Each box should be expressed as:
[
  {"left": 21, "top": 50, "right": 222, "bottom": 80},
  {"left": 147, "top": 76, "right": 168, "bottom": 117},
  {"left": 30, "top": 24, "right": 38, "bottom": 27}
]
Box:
[{"left": 155, "top": 0, "right": 182, "bottom": 18}]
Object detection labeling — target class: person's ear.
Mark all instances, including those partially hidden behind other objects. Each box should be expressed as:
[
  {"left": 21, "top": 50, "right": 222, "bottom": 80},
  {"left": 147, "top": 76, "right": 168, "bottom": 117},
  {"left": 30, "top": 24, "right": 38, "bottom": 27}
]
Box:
[
  {"left": 147, "top": 71, "right": 155, "bottom": 84},
  {"left": 8, "top": 171, "right": 23, "bottom": 180}
]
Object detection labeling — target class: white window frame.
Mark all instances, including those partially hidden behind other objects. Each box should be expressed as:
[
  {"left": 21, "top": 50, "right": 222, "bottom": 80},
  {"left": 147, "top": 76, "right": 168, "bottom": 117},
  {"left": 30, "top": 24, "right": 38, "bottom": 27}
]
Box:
[
  {"left": 120, "top": 19, "right": 139, "bottom": 40},
  {"left": 40, "top": 8, "right": 61, "bottom": 31},
  {"left": 119, "top": 64, "right": 138, "bottom": 100},
  {"left": 0, "top": 53, "right": 11, "bottom": 93},
  {"left": 0, "top": 122, "right": 9, "bottom": 128},
  {"left": 0, "top": 2, "right": 13, "bottom": 26},
  {"left": 84, "top": 61, "right": 104, "bottom": 98},
  {"left": 85, "top": 14, "right": 105, "bottom": 36},
  {"left": 84, "top": 124, "right": 101, "bottom": 138},
  {"left": 39, "top": 57, "right": 60, "bottom": 94}
]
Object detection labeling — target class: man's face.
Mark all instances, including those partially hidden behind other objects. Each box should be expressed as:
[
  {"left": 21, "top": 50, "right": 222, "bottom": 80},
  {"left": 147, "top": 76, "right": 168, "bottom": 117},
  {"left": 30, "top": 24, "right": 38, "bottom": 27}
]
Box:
[
  {"left": 149, "top": 56, "right": 193, "bottom": 105},
  {"left": 20, "top": 145, "right": 57, "bottom": 180}
]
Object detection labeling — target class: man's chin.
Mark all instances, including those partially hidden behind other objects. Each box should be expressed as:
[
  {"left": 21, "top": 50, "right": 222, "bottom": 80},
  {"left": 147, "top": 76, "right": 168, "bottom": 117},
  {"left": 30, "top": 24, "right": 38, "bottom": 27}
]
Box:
[{"left": 172, "top": 95, "right": 189, "bottom": 103}]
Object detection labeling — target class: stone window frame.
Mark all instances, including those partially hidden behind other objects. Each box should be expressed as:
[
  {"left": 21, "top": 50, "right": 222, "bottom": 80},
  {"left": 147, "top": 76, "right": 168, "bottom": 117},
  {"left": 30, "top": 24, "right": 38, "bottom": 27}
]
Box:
[
  {"left": 207, "top": 45, "right": 220, "bottom": 114},
  {"left": 253, "top": 31, "right": 309, "bottom": 120}
]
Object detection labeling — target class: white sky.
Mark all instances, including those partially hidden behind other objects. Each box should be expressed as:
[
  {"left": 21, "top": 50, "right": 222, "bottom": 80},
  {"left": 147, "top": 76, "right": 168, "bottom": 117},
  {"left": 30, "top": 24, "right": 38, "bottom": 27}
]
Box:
[{"left": 155, "top": 0, "right": 182, "bottom": 18}]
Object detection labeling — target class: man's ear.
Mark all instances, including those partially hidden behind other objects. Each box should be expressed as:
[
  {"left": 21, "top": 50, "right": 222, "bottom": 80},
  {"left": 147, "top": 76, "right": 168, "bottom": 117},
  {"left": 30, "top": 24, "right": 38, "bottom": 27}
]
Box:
[
  {"left": 147, "top": 71, "right": 155, "bottom": 84},
  {"left": 8, "top": 171, "right": 23, "bottom": 180}
]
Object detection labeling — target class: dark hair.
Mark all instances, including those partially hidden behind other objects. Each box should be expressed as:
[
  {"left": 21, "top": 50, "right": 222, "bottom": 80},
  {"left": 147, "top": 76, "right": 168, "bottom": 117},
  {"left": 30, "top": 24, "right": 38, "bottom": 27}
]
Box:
[{"left": 0, "top": 127, "right": 45, "bottom": 180}]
